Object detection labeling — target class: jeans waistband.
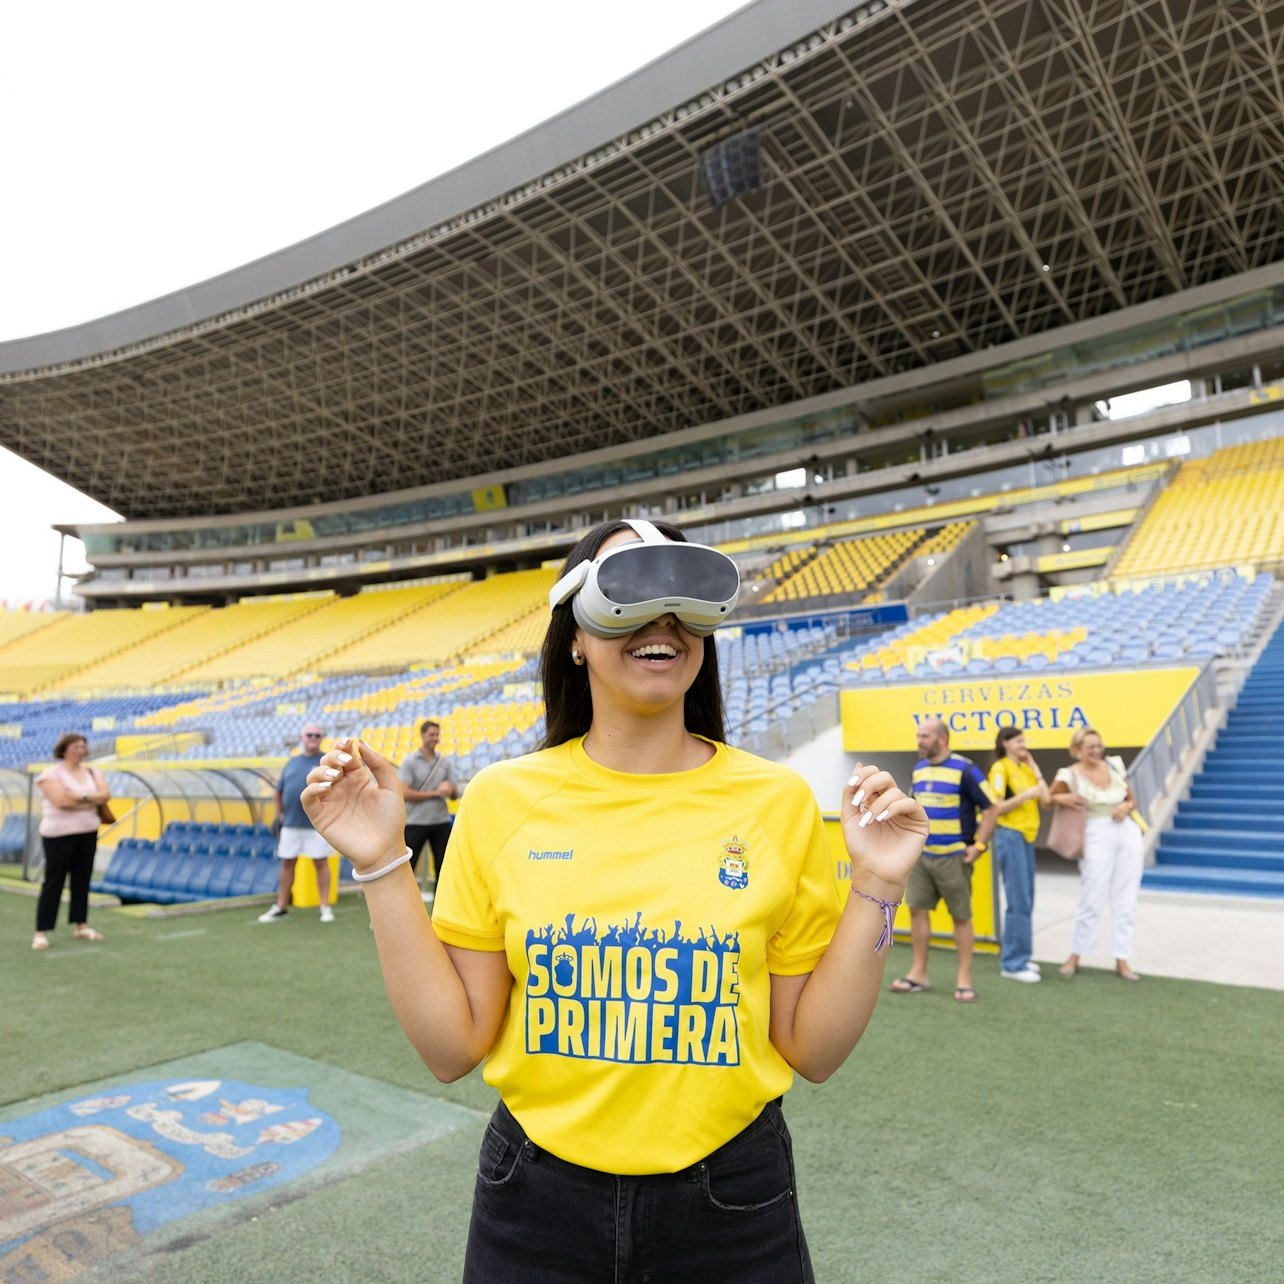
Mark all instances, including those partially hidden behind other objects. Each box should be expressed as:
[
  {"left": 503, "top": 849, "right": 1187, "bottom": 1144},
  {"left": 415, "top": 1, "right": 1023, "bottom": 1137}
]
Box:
[{"left": 490, "top": 1096, "right": 784, "bottom": 1179}]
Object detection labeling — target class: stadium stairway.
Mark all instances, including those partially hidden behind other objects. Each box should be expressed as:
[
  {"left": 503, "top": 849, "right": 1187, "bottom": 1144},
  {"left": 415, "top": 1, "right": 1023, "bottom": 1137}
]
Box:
[{"left": 1143, "top": 614, "right": 1284, "bottom": 898}]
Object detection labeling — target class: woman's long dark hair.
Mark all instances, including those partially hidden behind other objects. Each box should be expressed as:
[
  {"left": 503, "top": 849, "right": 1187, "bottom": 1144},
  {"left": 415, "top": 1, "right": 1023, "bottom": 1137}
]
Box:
[
  {"left": 991, "top": 725, "right": 1024, "bottom": 768},
  {"left": 539, "top": 519, "right": 727, "bottom": 749}
]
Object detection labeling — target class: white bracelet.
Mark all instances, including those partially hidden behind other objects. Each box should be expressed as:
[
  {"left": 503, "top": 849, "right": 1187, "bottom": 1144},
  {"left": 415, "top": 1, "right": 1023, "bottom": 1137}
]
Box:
[{"left": 350, "top": 847, "right": 415, "bottom": 883}]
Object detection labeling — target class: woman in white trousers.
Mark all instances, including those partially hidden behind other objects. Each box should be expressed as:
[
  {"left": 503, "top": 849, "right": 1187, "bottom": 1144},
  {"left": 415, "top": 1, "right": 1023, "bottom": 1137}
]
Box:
[{"left": 1049, "top": 727, "right": 1145, "bottom": 981}]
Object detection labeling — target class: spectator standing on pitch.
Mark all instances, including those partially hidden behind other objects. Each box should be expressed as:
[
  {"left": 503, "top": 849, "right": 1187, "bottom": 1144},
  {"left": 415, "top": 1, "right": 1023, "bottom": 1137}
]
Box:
[
  {"left": 988, "top": 727, "right": 1050, "bottom": 983},
  {"left": 891, "top": 716, "right": 997, "bottom": 1003},
  {"left": 1050, "top": 727, "right": 1145, "bottom": 981},
  {"left": 259, "top": 724, "right": 335, "bottom": 923},
  {"left": 31, "top": 732, "right": 112, "bottom": 950},
  {"left": 398, "top": 719, "right": 458, "bottom": 883}
]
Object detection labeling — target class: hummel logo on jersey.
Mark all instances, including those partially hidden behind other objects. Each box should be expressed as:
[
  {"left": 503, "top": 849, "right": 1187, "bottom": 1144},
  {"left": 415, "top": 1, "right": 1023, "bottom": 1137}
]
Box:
[{"left": 529, "top": 848, "right": 574, "bottom": 861}]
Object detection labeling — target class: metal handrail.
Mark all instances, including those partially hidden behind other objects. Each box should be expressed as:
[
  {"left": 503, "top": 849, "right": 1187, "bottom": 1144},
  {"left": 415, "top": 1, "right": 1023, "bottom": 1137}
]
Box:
[{"left": 1127, "top": 660, "right": 1219, "bottom": 856}]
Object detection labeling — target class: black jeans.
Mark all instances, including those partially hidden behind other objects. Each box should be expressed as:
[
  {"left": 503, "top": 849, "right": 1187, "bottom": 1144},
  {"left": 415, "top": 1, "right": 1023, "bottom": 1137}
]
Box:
[
  {"left": 464, "top": 1098, "right": 814, "bottom": 1283},
  {"left": 405, "top": 822, "right": 452, "bottom": 878},
  {"left": 36, "top": 831, "right": 98, "bottom": 932}
]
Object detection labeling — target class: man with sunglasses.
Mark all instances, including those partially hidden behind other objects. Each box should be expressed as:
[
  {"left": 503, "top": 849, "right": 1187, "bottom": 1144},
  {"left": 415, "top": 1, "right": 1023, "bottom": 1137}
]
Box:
[{"left": 259, "top": 725, "right": 336, "bottom": 923}]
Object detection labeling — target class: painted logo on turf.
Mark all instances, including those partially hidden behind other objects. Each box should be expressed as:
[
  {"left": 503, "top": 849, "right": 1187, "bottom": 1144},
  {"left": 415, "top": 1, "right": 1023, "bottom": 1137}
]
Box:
[{"left": 0, "top": 1078, "right": 339, "bottom": 1279}]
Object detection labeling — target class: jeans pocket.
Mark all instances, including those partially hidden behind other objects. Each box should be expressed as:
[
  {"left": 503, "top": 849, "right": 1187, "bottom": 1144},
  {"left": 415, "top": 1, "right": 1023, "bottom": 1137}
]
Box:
[
  {"left": 700, "top": 1112, "right": 796, "bottom": 1214},
  {"left": 475, "top": 1122, "right": 527, "bottom": 1189}
]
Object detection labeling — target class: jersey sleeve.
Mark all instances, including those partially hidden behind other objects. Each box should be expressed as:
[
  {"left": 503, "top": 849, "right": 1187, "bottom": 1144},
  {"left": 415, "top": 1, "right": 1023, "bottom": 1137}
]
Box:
[
  {"left": 766, "top": 802, "right": 844, "bottom": 976},
  {"left": 430, "top": 788, "right": 505, "bottom": 951},
  {"left": 962, "top": 763, "right": 996, "bottom": 810},
  {"left": 987, "top": 760, "right": 1007, "bottom": 799}
]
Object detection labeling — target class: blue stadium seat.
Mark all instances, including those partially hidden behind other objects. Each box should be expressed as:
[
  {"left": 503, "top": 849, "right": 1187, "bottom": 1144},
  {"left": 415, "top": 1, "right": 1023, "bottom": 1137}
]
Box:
[
  {"left": 95, "top": 843, "right": 147, "bottom": 896},
  {"left": 181, "top": 853, "right": 222, "bottom": 900},
  {"left": 203, "top": 858, "right": 239, "bottom": 898},
  {"left": 226, "top": 859, "right": 261, "bottom": 898},
  {"left": 249, "top": 859, "right": 281, "bottom": 896},
  {"left": 0, "top": 813, "right": 31, "bottom": 856}
]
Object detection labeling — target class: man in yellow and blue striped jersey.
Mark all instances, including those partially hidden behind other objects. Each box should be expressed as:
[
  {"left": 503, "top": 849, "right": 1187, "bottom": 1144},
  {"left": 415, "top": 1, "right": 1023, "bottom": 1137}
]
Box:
[{"left": 890, "top": 717, "right": 997, "bottom": 1003}]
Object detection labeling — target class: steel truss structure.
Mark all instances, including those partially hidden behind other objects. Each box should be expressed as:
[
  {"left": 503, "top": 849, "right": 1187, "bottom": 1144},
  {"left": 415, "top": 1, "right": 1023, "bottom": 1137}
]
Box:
[{"left": 2, "top": 0, "right": 1282, "bottom": 521}]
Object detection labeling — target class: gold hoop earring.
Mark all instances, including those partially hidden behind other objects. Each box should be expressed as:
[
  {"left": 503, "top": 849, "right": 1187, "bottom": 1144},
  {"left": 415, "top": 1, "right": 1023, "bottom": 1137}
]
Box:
[{"left": 571, "top": 650, "right": 585, "bottom": 666}]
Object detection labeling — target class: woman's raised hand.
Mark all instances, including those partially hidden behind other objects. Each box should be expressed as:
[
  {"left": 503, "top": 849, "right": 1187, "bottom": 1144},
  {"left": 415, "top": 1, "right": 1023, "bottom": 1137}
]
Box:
[
  {"left": 301, "top": 737, "right": 407, "bottom": 873},
  {"left": 841, "top": 764, "right": 928, "bottom": 892}
]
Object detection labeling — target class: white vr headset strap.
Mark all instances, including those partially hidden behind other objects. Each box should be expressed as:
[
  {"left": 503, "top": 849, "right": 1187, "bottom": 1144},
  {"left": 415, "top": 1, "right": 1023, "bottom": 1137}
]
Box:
[{"left": 621, "top": 518, "right": 666, "bottom": 544}]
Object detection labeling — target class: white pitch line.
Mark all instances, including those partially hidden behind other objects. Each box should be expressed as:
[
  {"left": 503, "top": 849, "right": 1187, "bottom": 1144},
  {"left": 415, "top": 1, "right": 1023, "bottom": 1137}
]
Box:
[{"left": 156, "top": 929, "right": 209, "bottom": 940}]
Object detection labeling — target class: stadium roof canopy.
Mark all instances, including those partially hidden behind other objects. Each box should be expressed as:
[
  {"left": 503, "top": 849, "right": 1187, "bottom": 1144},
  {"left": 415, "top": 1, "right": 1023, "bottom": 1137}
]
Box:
[{"left": 3, "top": 0, "right": 1283, "bottom": 521}]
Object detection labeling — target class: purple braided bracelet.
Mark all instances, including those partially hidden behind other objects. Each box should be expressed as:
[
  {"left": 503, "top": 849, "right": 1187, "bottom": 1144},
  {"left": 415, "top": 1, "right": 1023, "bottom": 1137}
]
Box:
[{"left": 851, "top": 886, "right": 900, "bottom": 954}]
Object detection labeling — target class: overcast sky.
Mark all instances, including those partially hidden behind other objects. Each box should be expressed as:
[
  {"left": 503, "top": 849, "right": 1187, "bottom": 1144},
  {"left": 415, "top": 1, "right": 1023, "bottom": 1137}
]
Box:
[{"left": 1, "top": 0, "right": 749, "bottom": 606}]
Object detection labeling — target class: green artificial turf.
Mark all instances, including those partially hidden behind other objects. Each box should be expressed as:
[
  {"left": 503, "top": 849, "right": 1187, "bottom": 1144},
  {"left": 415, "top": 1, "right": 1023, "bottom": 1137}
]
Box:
[{"left": 3, "top": 890, "right": 1280, "bottom": 1282}]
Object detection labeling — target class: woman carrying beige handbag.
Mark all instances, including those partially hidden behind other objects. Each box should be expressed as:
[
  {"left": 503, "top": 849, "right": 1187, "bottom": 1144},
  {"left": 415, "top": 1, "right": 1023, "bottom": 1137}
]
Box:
[{"left": 1048, "top": 727, "right": 1145, "bottom": 981}]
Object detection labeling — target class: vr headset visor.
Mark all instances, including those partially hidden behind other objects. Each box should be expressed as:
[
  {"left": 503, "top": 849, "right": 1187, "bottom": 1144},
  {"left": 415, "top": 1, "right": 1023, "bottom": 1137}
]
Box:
[{"left": 549, "top": 520, "right": 740, "bottom": 638}]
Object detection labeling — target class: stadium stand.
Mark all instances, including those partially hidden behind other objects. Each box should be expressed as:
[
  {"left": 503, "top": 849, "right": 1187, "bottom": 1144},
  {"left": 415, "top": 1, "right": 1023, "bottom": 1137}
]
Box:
[
  {"left": 835, "top": 572, "right": 1273, "bottom": 682},
  {"left": 0, "top": 608, "right": 207, "bottom": 696},
  {"left": 1, "top": 2, "right": 1282, "bottom": 930},
  {"left": 0, "top": 607, "right": 66, "bottom": 654},
  {"left": 762, "top": 529, "right": 926, "bottom": 603},
  {"left": 1111, "top": 437, "right": 1284, "bottom": 580},
  {"left": 165, "top": 597, "right": 344, "bottom": 684},
  {"left": 313, "top": 573, "right": 553, "bottom": 673}
]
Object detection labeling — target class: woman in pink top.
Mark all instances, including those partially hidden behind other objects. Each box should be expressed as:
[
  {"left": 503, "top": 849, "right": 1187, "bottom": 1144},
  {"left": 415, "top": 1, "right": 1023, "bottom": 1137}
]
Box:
[{"left": 32, "top": 732, "right": 111, "bottom": 950}]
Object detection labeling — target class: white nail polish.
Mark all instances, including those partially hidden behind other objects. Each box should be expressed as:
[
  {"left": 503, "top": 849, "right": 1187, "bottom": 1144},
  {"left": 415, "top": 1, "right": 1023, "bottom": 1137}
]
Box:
[
  {"left": 859, "top": 811, "right": 874, "bottom": 828},
  {"left": 852, "top": 788, "right": 866, "bottom": 809},
  {"left": 324, "top": 767, "right": 341, "bottom": 778},
  {"left": 875, "top": 808, "right": 890, "bottom": 822},
  {"left": 315, "top": 781, "right": 332, "bottom": 790},
  {"left": 335, "top": 753, "right": 353, "bottom": 765}
]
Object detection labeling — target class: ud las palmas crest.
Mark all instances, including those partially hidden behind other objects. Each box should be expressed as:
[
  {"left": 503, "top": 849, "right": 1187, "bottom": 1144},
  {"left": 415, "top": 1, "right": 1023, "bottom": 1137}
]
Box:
[
  {"left": 719, "top": 836, "right": 749, "bottom": 890},
  {"left": 0, "top": 1077, "right": 339, "bottom": 1279}
]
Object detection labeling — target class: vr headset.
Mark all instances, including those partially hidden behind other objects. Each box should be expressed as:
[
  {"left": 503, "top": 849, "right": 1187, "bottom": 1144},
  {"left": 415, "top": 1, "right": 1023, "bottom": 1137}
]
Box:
[{"left": 548, "top": 519, "right": 741, "bottom": 638}]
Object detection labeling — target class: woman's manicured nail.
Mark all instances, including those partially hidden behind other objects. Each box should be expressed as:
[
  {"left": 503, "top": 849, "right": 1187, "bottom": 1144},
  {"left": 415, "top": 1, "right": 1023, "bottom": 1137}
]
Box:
[
  {"left": 335, "top": 753, "right": 352, "bottom": 765},
  {"left": 852, "top": 788, "right": 866, "bottom": 809},
  {"left": 859, "top": 811, "right": 874, "bottom": 828}
]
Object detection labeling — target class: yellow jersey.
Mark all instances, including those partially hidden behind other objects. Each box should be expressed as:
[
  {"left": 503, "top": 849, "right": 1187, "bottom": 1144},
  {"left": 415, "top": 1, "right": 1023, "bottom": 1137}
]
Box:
[
  {"left": 432, "top": 735, "right": 843, "bottom": 1174},
  {"left": 988, "top": 756, "right": 1041, "bottom": 842}
]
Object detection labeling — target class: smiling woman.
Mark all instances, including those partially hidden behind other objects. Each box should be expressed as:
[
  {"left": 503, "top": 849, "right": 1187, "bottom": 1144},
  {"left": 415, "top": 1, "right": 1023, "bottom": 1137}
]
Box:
[{"left": 298, "top": 516, "right": 929, "bottom": 1282}]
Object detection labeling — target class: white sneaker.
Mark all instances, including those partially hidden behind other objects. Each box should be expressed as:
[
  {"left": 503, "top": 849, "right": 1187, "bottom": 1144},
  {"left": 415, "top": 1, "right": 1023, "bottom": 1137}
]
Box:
[
  {"left": 1028, "top": 961, "right": 1042, "bottom": 973},
  {"left": 319, "top": 905, "right": 335, "bottom": 923},
  {"left": 1000, "top": 966, "right": 1041, "bottom": 983},
  {"left": 258, "top": 905, "right": 288, "bottom": 923}
]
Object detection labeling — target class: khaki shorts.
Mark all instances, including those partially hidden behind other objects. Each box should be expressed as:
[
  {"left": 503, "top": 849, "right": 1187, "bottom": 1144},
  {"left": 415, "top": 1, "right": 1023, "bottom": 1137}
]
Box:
[{"left": 906, "top": 853, "right": 973, "bottom": 920}]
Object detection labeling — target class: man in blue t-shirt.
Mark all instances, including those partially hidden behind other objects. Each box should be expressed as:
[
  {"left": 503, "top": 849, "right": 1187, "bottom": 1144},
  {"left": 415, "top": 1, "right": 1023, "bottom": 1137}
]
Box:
[
  {"left": 890, "top": 718, "right": 996, "bottom": 1002},
  {"left": 258, "top": 725, "right": 335, "bottom": 923}
]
